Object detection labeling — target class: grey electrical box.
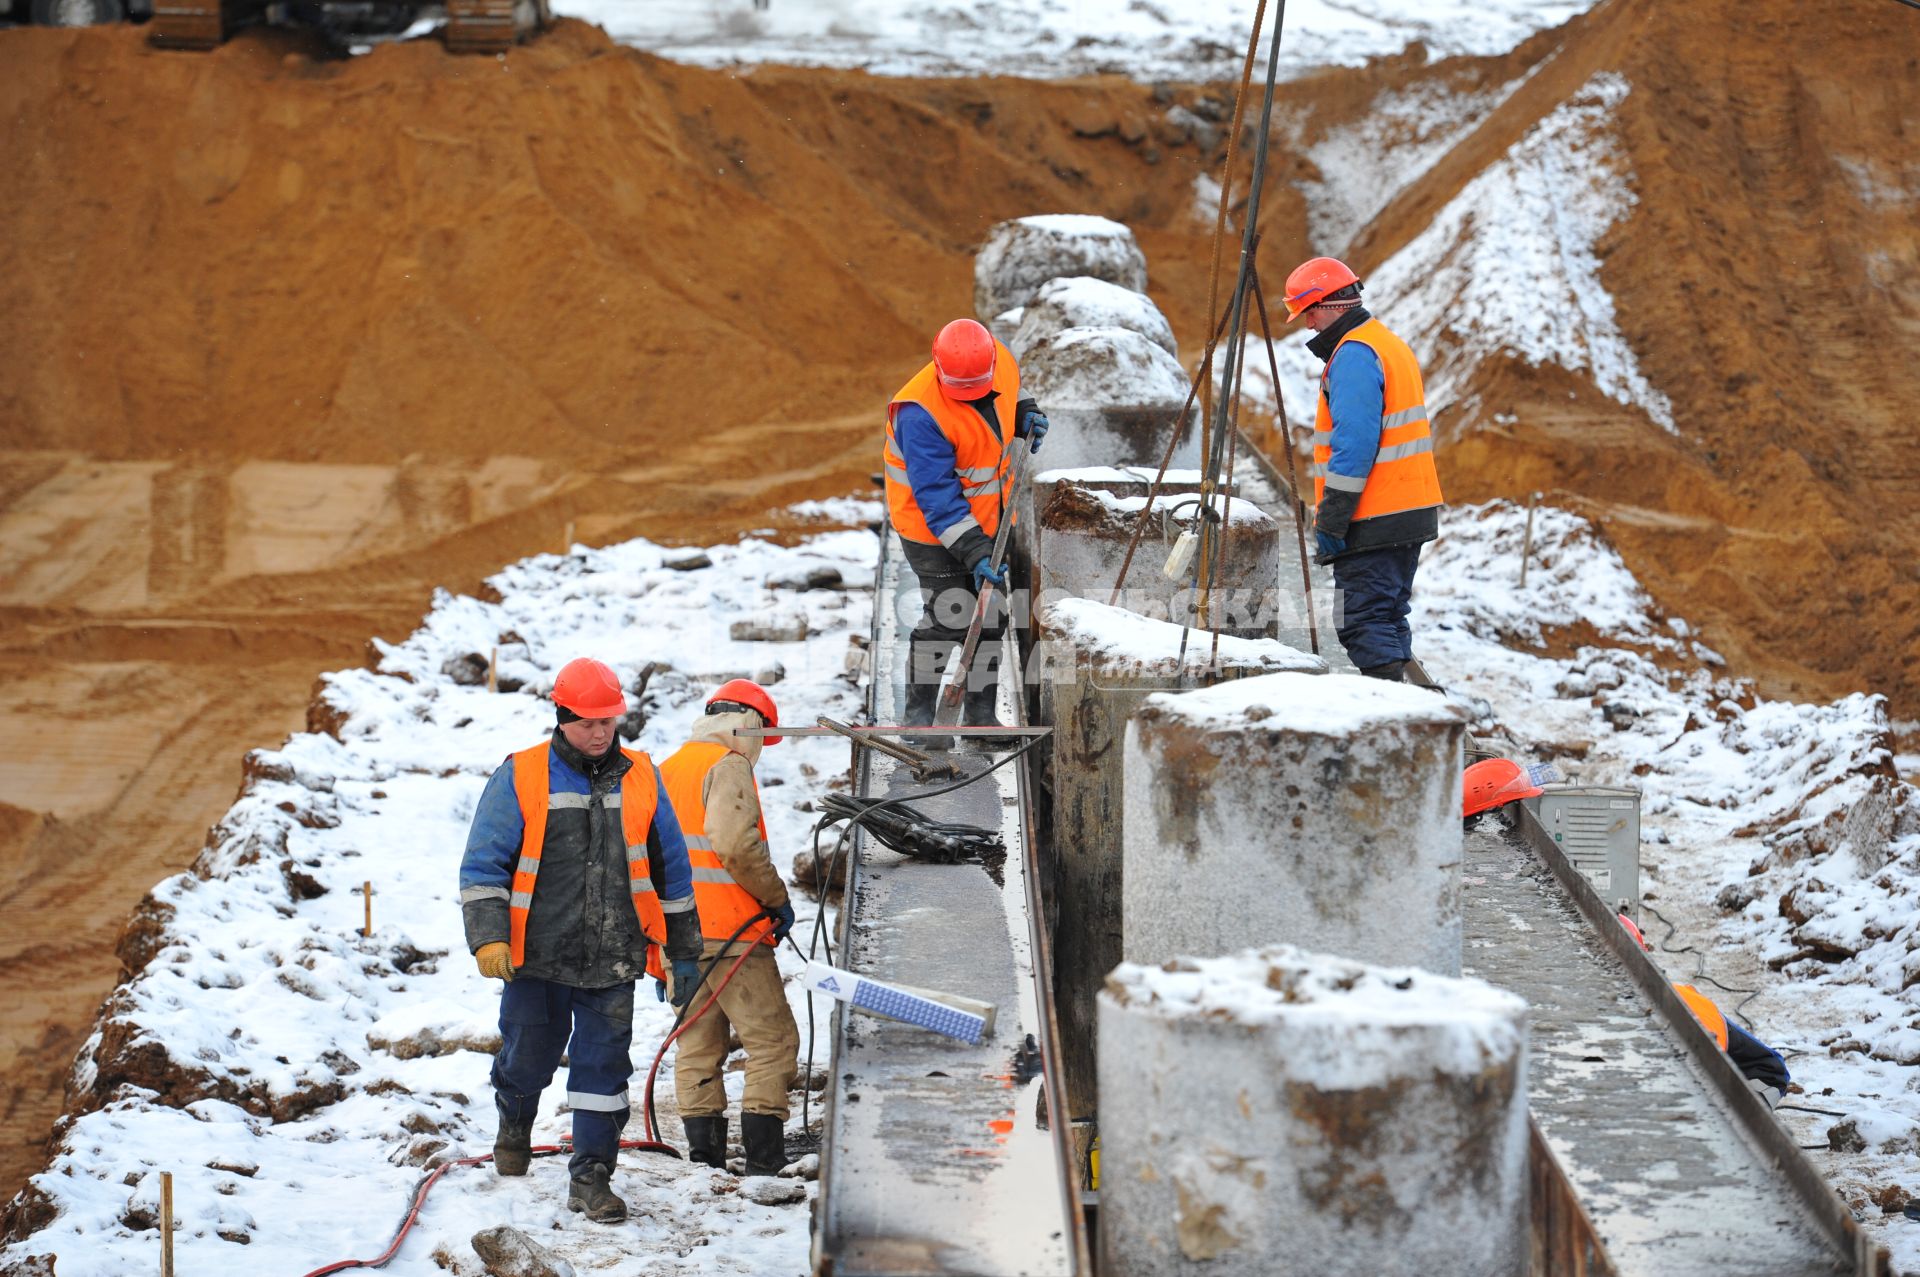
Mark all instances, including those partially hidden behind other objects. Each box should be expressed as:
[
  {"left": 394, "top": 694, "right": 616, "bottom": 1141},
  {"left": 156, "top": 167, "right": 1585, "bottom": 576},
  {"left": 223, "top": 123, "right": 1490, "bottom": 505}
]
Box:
[{"left": 1526, "top": 786, "right": 1641, "bottom": 916}]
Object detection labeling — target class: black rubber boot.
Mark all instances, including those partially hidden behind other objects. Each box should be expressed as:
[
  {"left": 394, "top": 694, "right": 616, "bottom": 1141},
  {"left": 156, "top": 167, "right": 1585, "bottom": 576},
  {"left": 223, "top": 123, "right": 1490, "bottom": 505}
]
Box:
[
  {"left": 1360, "top": 660, "right": 1407, "bottom": 682},
  {"left": 741, "top": 1112, "right": 787, "bottom": 1177},
  {"left": 567, "top": 1163, "right": 628, "bottom": 1224},
  {"left": 493, "top": 1115, "right": 534, "bottom": 1177},
  {"left": 902, "top": 676, "right": 952, "bottom": 751},
  {"left": 683, "top": 1115, "right": 728, "bottom": 1169},
  {"left": 961, "top": 682, "right": 1015, "bottom": 749}
]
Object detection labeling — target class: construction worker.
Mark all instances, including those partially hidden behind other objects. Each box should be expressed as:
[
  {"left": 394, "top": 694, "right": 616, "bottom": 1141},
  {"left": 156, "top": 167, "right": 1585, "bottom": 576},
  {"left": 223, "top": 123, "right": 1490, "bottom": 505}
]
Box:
[
  {"left": 457, "top": 656, "right": 704, "bottom": 1224},
  {"left": 884, "top": 317, "right": 1049, "bottom": 738},
  {"left": 1619, "top": 915, "right": 1792, "bottom": 1106},
  {"left": 658, "top": 680, "right": 801, "bottom": 1176},
  {"left": 1283, "top": 257, "right": 1444, "bottom": 681}
]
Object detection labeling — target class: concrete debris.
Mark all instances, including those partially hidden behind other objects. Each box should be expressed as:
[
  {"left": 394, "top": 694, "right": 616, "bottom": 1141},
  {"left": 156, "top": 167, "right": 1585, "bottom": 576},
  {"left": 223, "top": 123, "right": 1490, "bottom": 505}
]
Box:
[
  {"left": 973, "top": 214, "right": 1148, "bottom": 320},
  {"left": 741, "top": 1176, "right": 808, "bottom": 1205},
  {"left": 663, "top": 551, "right": 713, "bottom": 571},
  {"left": 470, "top": 1225, "right": 577, "bottom": 1277},
  {"left": 729, "top": 617, "right": 810, "bottom": 643}
]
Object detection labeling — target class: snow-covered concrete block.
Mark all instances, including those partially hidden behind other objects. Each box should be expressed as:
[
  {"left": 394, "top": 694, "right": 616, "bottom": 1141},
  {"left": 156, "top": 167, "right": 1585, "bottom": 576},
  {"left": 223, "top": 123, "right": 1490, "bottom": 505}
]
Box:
[
  {"left": 1017, "top": 326, "right": 1198, "bottom": 473},
  {"left": 1034, "top": 598, "right": 1323, "bottom": 1125},
  {"left": 1011, "top": 465, "right": 1220, "bottom": 590},
  {"left": 1123, "top": 671, "right": 1470, "bottom": 975},
  {"left": 1010, "top": 276, "right": 1177, "bottom": 362},
  {"left": 974, "top": 214, "right": 1149, "bottom": 321},
  {"left": 988, "top": 306, "right": 1024, "bottom": 346},
  {"left": 1034, "top": 482, "right": 1280, "bottom": 640},
  {"left": 1098, "top": 945, "right": 1529, "bottom": 1277}
]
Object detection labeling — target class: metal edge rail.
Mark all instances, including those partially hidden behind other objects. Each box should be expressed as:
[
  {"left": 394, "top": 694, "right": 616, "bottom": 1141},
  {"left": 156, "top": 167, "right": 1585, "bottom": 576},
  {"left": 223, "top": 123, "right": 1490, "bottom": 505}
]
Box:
[
  {"left": 1513, "top": 800, "right": 1890, "bottom": 1277},
  {"left": 1529, "top": 1117, "right": 1619, "bottom": 1277},
  {"left": 1007, "top": 609, "right": 1094, "bottom": 1275}
]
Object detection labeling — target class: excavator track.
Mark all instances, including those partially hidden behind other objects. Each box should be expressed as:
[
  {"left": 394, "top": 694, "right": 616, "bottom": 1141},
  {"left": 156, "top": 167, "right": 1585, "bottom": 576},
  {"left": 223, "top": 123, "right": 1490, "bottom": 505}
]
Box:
[
  {"left": 148, "top": 0, "right": 226, "bottom": 50},
  {"left": 444, "top": 0, "right": 537, "bottom": 54}
]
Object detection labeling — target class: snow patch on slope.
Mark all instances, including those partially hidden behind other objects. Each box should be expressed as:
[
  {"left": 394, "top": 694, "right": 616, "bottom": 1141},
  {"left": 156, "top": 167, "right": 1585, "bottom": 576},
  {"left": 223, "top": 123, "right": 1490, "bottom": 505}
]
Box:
[
  {"left": 1228, "top": 72, "right": 1673, "bottom": 444},
  {"left": 563, "top": 0, "right": 1599, "bottom": 82}
]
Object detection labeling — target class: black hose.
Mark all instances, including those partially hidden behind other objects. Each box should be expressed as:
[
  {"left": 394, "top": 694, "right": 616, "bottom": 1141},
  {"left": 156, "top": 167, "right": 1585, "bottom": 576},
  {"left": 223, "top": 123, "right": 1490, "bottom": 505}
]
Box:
[
  {"left": 1640, "top": 901, "right": 1762, "bottom": 1025},
  {"left": 642, "top": 908, "right": 776, "bottom": 1144},
  {"left": 796, "top": 734, "right": 1048, "bottom": 1134}
]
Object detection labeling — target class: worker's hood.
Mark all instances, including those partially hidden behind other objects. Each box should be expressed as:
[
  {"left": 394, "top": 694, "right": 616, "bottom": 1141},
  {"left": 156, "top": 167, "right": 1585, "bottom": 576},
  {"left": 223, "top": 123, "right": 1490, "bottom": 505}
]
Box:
[{"left": 690, "top": 708, "right": 765, "bottom": 767}]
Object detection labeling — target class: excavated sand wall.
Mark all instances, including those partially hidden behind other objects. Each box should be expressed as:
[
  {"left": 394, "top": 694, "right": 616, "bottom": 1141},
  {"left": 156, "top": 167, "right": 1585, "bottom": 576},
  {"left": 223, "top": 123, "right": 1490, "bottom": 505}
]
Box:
[
  {"left": 1099, "top": 946, "right": 1530, "bottom": 1277},
  {"left": 1123, "top": 671, "right": 1469, "bottom": 975}
]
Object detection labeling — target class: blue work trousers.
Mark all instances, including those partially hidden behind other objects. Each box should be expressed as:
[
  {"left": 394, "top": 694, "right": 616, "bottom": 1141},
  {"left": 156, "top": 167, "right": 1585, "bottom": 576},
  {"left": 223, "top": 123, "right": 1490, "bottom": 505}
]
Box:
[
  {"left": 492, "top": 977, "right": 635, "bottom": 1177},
  {"left": 1332, "top": 543, "right": 1422, "bottom": 671}
]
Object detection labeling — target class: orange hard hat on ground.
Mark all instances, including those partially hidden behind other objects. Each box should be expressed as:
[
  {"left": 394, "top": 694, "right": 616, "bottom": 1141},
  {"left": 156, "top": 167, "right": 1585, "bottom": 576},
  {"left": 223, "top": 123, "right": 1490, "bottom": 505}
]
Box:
[
  {"left": 932, "top": 318, "right": 997, "bottom": 400},
  {"left": 1282, "top": 256, "right": 1362, "bottom": 323},
  {"left": 1618, "top": 912, "right": 1649, "bottom": 952},
  {"left": 708, "top": 678, "right": 781, "bottom": 745},
  {"left": 1462, "top": 757, "right": 1546, "bottom": 818},
  {"left": 552, "top": 657, "right": 627, "bottom": 720}
]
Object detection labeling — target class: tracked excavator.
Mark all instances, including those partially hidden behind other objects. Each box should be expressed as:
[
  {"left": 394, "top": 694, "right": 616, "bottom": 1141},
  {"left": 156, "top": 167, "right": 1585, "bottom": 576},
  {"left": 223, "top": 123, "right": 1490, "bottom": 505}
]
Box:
[{"left": 145, "top": 0, "right": 546, "bottom": 52}]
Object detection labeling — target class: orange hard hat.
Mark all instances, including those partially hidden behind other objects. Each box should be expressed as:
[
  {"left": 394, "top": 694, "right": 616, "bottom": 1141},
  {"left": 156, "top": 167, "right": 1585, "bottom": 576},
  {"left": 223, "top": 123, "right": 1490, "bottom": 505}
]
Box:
[
  {"left": 1618, "top": 913, "right": 1648, "bottom": 952},
  {"left": 552, "top": 657, "right": 627, "bottom": 720},
  {"left": 1462, "top": 757, "right": 1545, "bottom": 818},
  {"left": 1282, "top": 257, "right": 1362, "bottom": 323},
  {"left": 932, "top": 318, "right": 996, "bottom": 400},
  {"left": 708, "top": 678, "right": 781, "bottom": 745}
]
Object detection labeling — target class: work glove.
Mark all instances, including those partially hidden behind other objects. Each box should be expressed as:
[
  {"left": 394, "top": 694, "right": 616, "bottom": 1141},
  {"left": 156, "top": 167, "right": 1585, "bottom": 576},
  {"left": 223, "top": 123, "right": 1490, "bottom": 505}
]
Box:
[
  {"left": 769, "top": 902, "right": 796, "bottom": 943},
  {"left": 1314, "top": 531, "right": 1347, "bottom": 562},
  {"left": 474, "top": 941, "right": 514, "bottom": 982},
  {"left": 670, "top": 956, "right": 704, "bottom": 1011},
  {"left": 971, "top": 556, "right": 1009, "bottom": 592},
  {"left": 1746, "top": 1078, "right": 1784, "bottom": 1110},
  {"left": 1016, "top": 406, "right": 1049, "bottom": 453}
]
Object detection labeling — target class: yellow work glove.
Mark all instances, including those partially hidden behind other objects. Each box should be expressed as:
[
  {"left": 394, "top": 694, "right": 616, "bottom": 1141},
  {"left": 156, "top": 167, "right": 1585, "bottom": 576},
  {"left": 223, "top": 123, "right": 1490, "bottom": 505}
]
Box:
[{"left": 474, "top": 942, "right": 514, "bottom": 982}]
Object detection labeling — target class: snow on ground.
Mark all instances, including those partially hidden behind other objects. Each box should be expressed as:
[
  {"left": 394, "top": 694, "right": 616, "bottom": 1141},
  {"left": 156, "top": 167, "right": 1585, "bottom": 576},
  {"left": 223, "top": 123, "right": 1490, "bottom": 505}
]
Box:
[
  {"left": 1292, "top": 70, "right": 1536, "bottom": 256},
  {"left": 1230, "top": 71, "right": 1675, "bottom": 443},
  {"left": 1416, "top": 499, "right": 1920, "bottom": 1268},
  {"left": 560, "top": 0, "right": 1597, "bottom": 82},
  {"left": 2, "top": 505, "right": 891, "bottom": 1277}
]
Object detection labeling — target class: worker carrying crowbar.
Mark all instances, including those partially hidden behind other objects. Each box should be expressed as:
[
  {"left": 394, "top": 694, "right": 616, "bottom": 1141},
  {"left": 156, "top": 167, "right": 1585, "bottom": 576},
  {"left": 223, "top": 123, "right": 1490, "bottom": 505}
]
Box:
[
  {"left": 456, "top": 656, "right": 705, "bottom": 1224},
  {"left": 882, "top": 318, "right": 1049, "bottom": 747}
]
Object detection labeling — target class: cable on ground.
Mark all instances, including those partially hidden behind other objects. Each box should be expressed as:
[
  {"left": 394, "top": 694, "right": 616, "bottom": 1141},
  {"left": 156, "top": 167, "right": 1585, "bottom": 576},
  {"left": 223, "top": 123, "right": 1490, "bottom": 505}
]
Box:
[{"left": 1640, "top": 901, "right": 1762, "bottom": 1025}]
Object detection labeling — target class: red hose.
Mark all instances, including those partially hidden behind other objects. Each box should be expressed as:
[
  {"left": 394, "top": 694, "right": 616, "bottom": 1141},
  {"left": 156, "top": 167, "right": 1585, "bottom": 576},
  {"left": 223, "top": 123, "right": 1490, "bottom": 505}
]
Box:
[{"left": 299, "top": 931, "right": 770, "bottom": 1277}]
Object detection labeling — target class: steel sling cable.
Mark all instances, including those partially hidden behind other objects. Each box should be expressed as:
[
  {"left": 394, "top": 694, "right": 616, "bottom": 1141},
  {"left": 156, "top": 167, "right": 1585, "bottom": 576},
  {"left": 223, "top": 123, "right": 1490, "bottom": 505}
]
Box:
[{"left": 1106, "top": 0, "right": 1271, "bottom": 603}]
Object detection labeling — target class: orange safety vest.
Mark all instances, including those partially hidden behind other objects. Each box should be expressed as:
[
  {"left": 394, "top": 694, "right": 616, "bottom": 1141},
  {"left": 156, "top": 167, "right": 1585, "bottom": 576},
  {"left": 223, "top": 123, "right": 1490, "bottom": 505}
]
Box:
[
  {"left": 883, "top": 340, "right": 1021, "bottom": 547},
  {"left": 507, "top": 742, "right": 666, "bottom": 969},
  {"left": 658, "top": 740, "right": 776, "bottom": 948},
  {"left": 1675, "top": 984, "right": 1730, "bottom": 1050},
  {"left": 1311, "top": 318, "right": 1444, "bottom": 521}
]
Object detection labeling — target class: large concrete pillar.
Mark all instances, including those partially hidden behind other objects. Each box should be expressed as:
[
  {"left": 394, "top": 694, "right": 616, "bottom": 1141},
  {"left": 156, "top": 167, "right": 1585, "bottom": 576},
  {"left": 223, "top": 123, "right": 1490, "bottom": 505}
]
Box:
[
  {"left": 1032, "top": 598, "right": 1324, "bottom": 1132},
  {"left": 1123, "top": 671, "right": 1470, "bottom": 975},
  {"left": 974, "top": 214, "right": 1149, "bottom": 325},
  {"left": 1098, "top": 945, "right": 1530, "bottom": 1277},
  {"left": 1014, "top": 464, "right": 1226, "bottom": 587},
  {"left": 1033, "top": 477, "right": 1280, "bottom": 640},
  {"left": 1018, "top": 327, "right": 1198, "bottom": 473},
  {"left": 1009, "top": 276, "right": 1178, "bottom": 362}
]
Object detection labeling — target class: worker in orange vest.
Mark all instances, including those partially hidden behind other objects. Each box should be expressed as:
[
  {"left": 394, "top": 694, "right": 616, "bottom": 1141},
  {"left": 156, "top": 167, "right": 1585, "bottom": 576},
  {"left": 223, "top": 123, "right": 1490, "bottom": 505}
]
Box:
[
  {"left": 457, "top": 656, "right": 704, "bottom": 1223},
  {"left": 1284, "top": 257, "right": 1444, "bottom": 681},
  {"left": 658, "top": 680, "right": 802, "bottom": 1176},
  {"left": 883, "top": 318, "right": 1049, "bottom": 739},
  {"left": 1619, "top": 915, "right": 1792, "bottom": 1106}
]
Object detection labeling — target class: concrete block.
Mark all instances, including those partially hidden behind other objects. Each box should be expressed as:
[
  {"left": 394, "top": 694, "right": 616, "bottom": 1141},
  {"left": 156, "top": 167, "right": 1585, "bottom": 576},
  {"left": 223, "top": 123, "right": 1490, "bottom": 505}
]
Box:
[
  {"left": 1123, "top": 671, "right": 1470, "bottom": 975},
  {"left": 1098, "top": 945, "right": 1529, "bottom": 1277},
  {"left": 1018, "top": 327, "right": 1197, "bottom": 473},
  {"left": 1010, "top": 276, "right": 1177, "bottom": 362},
  {"left": 1034, "top": 481, "right": 1280, "bottom": 640},
  {"left": 974, "top": 214, "right": 1148, "bottom": 320},
  {"left": 1035, "top": 597, "right": 1323, "bottom": 1124}
]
